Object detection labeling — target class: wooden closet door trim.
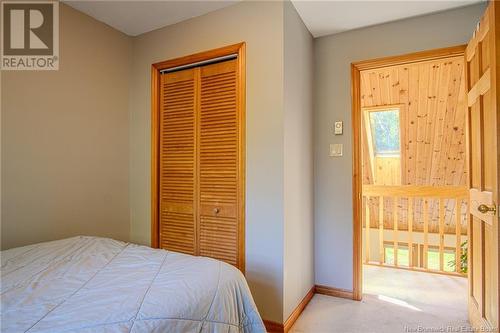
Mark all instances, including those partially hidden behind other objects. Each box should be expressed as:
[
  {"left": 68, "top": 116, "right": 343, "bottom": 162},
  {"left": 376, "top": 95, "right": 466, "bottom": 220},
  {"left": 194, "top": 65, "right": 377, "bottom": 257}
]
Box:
[
  {"left": 237, "top": 43, "right": 246, "bottom": 272},
  {"left": 152, "top": 43, "right": 245, "bottom": 73},
  {"left": 195, "top": 67, "right": 201, "bottom": 256},
  {"left": 151, "top": 66, "right": 160, "bottom": 248},
  {"left": 151, "top": 43, "right": 246, "bottom": 273}
]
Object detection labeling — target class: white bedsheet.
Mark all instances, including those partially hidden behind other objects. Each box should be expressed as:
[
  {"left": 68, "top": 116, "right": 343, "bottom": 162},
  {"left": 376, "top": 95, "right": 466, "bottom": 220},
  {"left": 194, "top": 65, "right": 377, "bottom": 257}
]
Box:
[{"left": 1, "top": 236, "right": 265, "bottom": 333}]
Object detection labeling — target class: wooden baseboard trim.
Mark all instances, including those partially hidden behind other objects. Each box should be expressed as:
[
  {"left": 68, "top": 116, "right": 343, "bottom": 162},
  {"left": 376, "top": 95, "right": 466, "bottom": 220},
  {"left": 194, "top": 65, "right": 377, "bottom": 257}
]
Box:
[
  {"left": 263, "top": 285, "right": 357, "bottom": 332},
  {"left": 263, "top": 286, "right": 315, "bottom": 333},
  {"left": 263, "top": 319, "right": 284, "bottom": 333},
  {"left": 283, "top": 286, "right": 315, "bottom": 331},
  {"left": 314, "top": 284, "right": 355, "bottom": 300}
]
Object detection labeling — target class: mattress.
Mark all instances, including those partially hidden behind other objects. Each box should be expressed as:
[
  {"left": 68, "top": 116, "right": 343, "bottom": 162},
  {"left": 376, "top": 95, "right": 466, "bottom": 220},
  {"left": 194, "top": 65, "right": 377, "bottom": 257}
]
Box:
[{"left": 1, "top": 236, "right": 265, "bottom": 333}]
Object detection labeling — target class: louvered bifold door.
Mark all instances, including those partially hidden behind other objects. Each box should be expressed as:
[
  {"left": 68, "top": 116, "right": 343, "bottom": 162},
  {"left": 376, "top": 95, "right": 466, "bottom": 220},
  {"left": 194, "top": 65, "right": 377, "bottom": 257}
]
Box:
[
  {"left": 198, "top": 59, "right": 242, "bottom": 268},
  {"left": 159, "top": 69, "right": 197, "bottom": 255}
]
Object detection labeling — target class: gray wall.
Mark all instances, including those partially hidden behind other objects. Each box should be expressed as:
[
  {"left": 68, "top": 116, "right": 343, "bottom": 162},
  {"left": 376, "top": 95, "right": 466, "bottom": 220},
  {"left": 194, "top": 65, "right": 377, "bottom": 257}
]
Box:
[
  {"left": 1, "top": 4, "right": 131, "bottom": 250},
  {"left": 128, "top": 1, "right": 285, "bottom": 322},
  {"left": 283, "top": 1, "right": 314, "bottom": 320},
  {"left": 313, "top": 3, "right": 486, "bottom": 290}
]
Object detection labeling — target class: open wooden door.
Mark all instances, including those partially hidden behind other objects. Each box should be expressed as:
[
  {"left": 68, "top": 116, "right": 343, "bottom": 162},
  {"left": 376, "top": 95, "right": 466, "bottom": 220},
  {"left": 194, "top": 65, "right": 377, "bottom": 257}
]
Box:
[{"left": 465, "top": 1, "right": 499, "bottom": 331}]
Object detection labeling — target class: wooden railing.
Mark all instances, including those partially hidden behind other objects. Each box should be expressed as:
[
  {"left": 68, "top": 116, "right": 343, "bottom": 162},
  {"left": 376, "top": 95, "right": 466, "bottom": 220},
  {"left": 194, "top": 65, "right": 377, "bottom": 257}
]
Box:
[{"left": 362, "top": 185, "right": 468, "bottom": 275}]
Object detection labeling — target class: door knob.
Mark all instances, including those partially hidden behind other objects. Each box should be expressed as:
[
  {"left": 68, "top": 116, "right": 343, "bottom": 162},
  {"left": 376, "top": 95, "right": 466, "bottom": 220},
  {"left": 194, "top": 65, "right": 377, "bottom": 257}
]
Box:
[
  {"left": 478, "top": 204, "right": 496, "bottom": 215},
  {"left": 213, "top": 207, "right": 220, "bottom": 215}
]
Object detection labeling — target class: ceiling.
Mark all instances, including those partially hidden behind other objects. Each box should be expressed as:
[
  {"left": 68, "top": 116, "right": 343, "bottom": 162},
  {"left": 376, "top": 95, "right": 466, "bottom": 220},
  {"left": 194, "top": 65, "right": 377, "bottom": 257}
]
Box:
[
  {"left": 64, "top": 0, "right": 483, "bottom": 38},
  {"left": 292, "top": 0, "right": 482, "bottom": 37},
  {"left": 63, "top": 1, "right": 239, "bottom": 36}
]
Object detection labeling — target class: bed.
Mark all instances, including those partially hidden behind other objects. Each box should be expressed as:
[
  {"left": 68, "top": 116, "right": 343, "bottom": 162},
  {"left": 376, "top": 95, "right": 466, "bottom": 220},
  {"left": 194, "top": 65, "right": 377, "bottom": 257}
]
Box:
[{"left": 1, "top": 236, "right": 265, "bottom": 333}]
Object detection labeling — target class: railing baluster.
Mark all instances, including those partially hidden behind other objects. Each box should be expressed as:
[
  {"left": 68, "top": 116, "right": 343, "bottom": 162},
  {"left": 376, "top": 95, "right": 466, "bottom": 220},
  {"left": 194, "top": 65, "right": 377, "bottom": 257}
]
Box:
[
  {"left": 423, "top": 199, "right": 429, "bottom": 269},
  {"left": 361, "top": 185, "right": 468, "bottom": 276},
  {"left": 365, "top": 196, "right": 370, "bottom": 264},
  {"left": 379, "top": 196, "right": 384, "bottom": 265},
  {"left": 439, "top": 198, "right": 445, "bottom": 271},
  {"left": 455, "top": 198, "right": 461, "bottom": 273},
  {"left": 408, "top": 197, "right": 414, "bottom": 268},
  {"left": 393, "top": 197, "right": 398, "bottom": 267}
]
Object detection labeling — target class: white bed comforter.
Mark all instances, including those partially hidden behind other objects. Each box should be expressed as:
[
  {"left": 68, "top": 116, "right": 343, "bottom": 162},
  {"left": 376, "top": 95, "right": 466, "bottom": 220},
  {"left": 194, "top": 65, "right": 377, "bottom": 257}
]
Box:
[{"left": 1, "top": 236, "right": 265, "bottom": 333}]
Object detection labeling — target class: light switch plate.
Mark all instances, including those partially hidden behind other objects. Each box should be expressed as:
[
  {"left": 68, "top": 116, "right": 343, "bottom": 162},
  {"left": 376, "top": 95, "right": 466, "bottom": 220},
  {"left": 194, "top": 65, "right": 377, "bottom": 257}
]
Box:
[
  {"left": 330, "top": 143, "right": 343, "bottom": 157},
  {"left": 334, "top": 121, "right": 343, "bottom": 135}
]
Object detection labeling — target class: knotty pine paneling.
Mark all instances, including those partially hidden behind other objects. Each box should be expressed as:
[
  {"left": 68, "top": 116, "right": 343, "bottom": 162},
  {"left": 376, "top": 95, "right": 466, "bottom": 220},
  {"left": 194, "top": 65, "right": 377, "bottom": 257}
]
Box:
[{"left": 361, "top": 57, "right": 467, "bottom": 235}]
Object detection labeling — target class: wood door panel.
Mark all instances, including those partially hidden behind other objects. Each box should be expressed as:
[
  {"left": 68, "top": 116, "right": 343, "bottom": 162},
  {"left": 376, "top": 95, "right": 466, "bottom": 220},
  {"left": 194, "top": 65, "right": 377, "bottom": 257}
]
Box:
[
  {"left": 483, "top": 85, "right": 495, "bottom": 191},
  {"left": 199, "top": 203, "right": 237, "bottom": 219},
  {"left": 471, "top": 216, "right": 483, "bottom": 307},
  {"left": 198, "top": 59, "right": 240, "bottom": 267},
  {"left": 199, "top": 216, "right": 238, "bottom": 265},
  {"left": 470, "top": 101, "right": 482, "bottom": 189},
  {"left": 485, "top": 223, "right": 493, "bottom": 323},
  {"left": 160, "top": 212, "right": 195, "bottom": 254},
  {"left": 161, "top": 202, "right": 194, "bottom": 214},
  {"left": 159, "top": 69, "right": 196, "bottom": 255},
  {"left": 465, "top": 2, "right": 499, "bottom": 330}
]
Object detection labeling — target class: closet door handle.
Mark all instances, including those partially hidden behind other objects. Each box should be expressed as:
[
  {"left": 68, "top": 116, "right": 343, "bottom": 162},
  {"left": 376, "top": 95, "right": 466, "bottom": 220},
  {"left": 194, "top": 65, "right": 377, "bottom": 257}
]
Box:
[{"left": 213, "top": 207, "right": 220, "bottom": 215}]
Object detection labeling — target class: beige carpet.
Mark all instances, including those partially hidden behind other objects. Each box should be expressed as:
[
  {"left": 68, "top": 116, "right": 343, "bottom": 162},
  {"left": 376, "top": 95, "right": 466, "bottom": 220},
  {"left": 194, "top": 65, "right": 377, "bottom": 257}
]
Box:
[{"left": 290, "top": 265, "right": 469, "bottom": 333}]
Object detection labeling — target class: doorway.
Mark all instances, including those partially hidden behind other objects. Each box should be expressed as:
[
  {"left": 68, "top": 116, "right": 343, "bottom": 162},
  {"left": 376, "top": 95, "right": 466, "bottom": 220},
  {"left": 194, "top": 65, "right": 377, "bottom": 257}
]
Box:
[
  {"left": 350, "top": 3, "right": 500, "bottom": 332},
  {"left": 351, "top": 45, "right": 470, "bottom": 325}
]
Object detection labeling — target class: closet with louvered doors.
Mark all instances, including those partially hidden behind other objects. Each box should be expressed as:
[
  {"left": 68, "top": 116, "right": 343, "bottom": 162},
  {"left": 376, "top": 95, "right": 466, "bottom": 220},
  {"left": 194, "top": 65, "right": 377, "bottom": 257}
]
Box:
[{"left": 156, "top": 49, "right": 245, "bottom": 272}]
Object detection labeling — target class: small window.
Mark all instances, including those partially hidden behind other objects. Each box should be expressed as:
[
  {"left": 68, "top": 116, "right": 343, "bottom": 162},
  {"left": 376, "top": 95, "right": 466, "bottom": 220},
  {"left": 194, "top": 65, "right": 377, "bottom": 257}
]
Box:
[{"left": 369, "top": 109, "right": 400, "bottom": 156}]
